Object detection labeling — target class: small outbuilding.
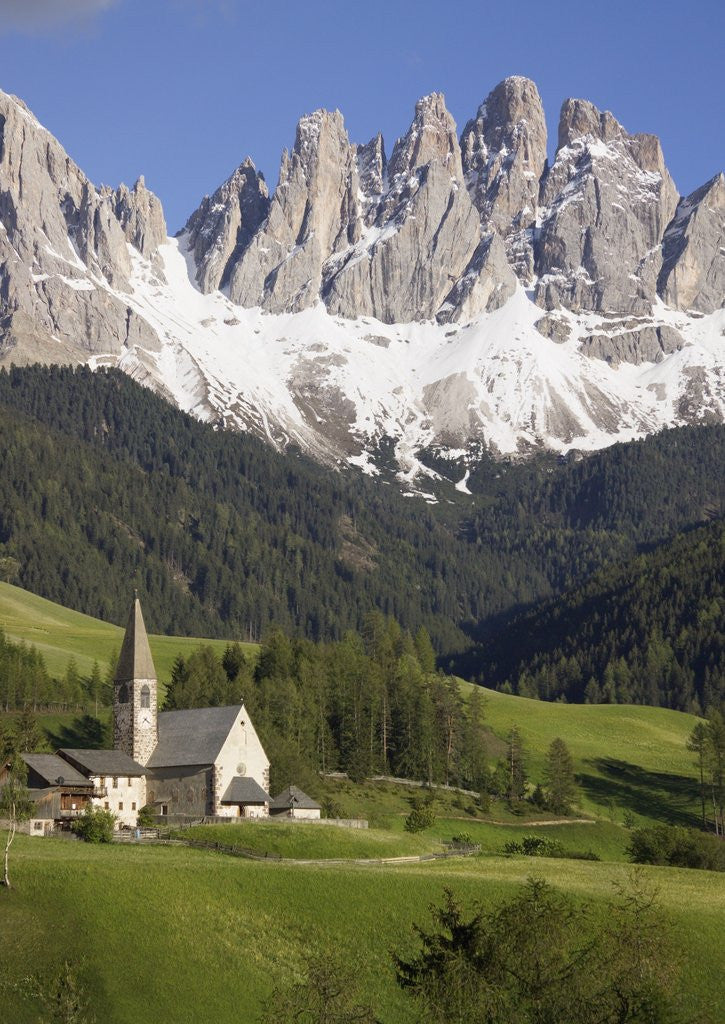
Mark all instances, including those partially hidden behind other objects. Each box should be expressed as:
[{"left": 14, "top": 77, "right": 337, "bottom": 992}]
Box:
[{"left": 269, "top": 785, "right": 321, "bottom": 820}]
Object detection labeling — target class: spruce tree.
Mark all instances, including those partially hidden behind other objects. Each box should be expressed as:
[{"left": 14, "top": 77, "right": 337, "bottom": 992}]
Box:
[
  {"left": 543, "top": 737, "right": 577, "bottom": 814},
  {"left": 506, "top": 725, "right": 527, "bottom": 805}
]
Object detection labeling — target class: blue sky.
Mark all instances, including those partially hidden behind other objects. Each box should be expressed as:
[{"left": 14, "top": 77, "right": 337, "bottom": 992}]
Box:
[{"left": 3, "top": 0, "right": 723, "bottom": 231}]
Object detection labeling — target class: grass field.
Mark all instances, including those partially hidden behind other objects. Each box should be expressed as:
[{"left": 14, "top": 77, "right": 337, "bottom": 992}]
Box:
[
  {"left": 0, "top": 580, "right": 256, "bottom": 684},
  {"left": 175, "top": 821, "right": 435, "bottom": 860},
  {"left": 176, "top": 815, "right": 630, "bottom": 863},
  {"left": 460, "top": 682, "right": 702, "bottom": 826},
  {"left": 1, "top": 836, "right": 722, "bottom": 1024}
]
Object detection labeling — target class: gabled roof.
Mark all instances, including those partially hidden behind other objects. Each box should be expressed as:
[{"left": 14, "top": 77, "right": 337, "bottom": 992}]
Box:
[
  {"left": 115, "top": 596, "right": 157, "bottom": 683},
  {"left": 269, "top": 785, "right": 321, "bottom": 811},
  {"left": 221, "top": 777, "right": 270, "bottom": 805},
  {"left": 58, "top": 749, "right": 147, "bottom": 777},
  {"left": 146, "top": 705, "right": 243, "bottom": 768},
  {"left": 21, "top": 753, "right": 92, "bottom": 789}
]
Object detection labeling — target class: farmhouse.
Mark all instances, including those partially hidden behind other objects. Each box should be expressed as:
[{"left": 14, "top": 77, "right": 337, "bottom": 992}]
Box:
[
  {"left": 7, "top": 596, "right": 271, "bottom": 829},
  {"left": 269, "top": 785, "right": 321, "bottom": 819}
]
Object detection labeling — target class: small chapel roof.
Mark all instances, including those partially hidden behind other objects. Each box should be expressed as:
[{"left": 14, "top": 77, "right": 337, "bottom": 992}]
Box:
[
  {"left": 58, "top": 749, "right": 147, "bottom": 777},
  {"left": 269, "top": 785, "right": 321, "bottom": 811},
  {"left": 221, "top": 777, "right": 270, "bottom": 805},
  {"left": 146, "top": 705, "right": 243, "bottom": 768},
  {"left": 115, "top": 596, "right": 157, "bottom": 683},
  {"left": 21, "top": 753, "right": 92, "bottom": 789}
]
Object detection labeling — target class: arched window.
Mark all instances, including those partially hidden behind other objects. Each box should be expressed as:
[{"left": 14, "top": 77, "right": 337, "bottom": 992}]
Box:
[
  {"left": 118, "top": 683, "right": 129, "bottom": 704},
  {"left": 140, "top": 685, "right": 151, "bottom": 709}
]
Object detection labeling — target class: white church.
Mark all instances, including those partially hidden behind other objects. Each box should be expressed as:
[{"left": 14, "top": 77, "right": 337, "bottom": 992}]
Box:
[
  {"left": 7, "top": 595, "right": 322, "bottom": 831},
  {"left": 15, "top": 597, "right": 274, "bottom": 828}
]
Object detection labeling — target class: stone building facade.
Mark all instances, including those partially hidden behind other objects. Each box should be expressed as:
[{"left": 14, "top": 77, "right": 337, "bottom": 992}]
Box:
[{"left": 10, "top": 596, "right": 272, "bottom": 830}]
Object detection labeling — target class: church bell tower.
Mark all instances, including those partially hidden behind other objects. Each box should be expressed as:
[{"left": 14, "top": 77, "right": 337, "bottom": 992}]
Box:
[{"left": 113, "top": 594, "right": 158, "bottom": 766}]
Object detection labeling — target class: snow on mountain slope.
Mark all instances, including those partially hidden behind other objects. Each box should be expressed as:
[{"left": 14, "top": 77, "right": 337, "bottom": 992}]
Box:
[
  {"left": 82, "top": 235, "right": 724, "bottom": 482},
  {"left": 1, "top": 81, "right": 722, "bottom": 487}
]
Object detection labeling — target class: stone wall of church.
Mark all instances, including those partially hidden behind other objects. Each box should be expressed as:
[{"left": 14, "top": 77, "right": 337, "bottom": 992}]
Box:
[
  {"left": 147, "top": 766, "right": 213, "bottom": 818},
  {"left": 113, "top": 678, "right": 158, "bottom": 766}
]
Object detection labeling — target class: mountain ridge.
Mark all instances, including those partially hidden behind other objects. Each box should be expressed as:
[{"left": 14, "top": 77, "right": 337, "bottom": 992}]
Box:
[{"left": 0, "top": 79, "right": 723, "bottom": 479}]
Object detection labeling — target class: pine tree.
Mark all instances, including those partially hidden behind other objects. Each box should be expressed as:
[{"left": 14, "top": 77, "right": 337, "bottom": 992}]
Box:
[
  {"left": 460, "top": 687, "right": 487, "bottom": 790},
  {"left": 506, "top": 725, "right": 527, "bottom": 805},
  {"left": 14, "top": 708, "right": 46, "bottom": 753},
  {"left": 543, "top": 737, "right": 577, "bottom": 814},
  {"left": 85, "top": 660, "right": 105, "bottom": 717},
  {"left": 687, "top": 721, "right": 709, "bottom": 829}
]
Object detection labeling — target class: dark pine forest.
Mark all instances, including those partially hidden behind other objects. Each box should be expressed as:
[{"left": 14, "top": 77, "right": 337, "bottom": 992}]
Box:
[{"left": 0, "top": 364, "right": 722, "bottom": 710}]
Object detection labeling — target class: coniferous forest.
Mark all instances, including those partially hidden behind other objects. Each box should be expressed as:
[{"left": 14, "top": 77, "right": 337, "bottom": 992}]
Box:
[{"left": 0, "top": 364, "right": 723, "bottom": 711}]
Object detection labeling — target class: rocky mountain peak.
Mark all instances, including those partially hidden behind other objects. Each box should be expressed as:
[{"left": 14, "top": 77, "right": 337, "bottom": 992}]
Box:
[
  {"left": 557, "top": 97, "right": 623, "bottom": 150},
  {"left": 0, "top": 88, "right": 158, "bottom": 366},
  {"left": 356, "top": 133, "right": 386, "bottom": 204},
  {"left": 658, "top": 171, "right": 725, "bottom": 312},
  {"left": 112, "top": 174, "right": 167, "bottom": 260},
  {"left": 184, "top": 157, "right": 269, "bottom": 293},
  {"left": 227, "top": 108, "right": 358, "bottom": 312},
  {"left": 461, "top": 76, "right": 547, "bottom": 281},
  {"left": 388, "top": 92, "right": 462, "bottom": 181},
  {"left": 536, "top": 97, "right": 680, "bottom": 314}
]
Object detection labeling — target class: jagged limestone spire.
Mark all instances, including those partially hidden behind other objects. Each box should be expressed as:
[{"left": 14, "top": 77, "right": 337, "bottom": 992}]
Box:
[{"left": 115, "top": 594, "right": 157, "bottom": 683}]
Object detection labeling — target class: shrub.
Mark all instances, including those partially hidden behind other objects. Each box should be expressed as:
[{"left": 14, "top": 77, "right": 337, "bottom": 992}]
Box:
[
  {"left": 504, "top": 835, "right": 565, "bottom": 857},
  {"left": 72, "top": 805, "right": 116, "bottom": 843},
  {"left": 136, "top": 804, "right": 156, "bottom": 828},
  {"left": 450, "top": 832, "right": 473, "bottom": 846},
  {"left": 628, "top": 825, "right": 725, "bottom": 871},
  {"left": 404, "top": 798, "right": 436, "bottom": 833}
]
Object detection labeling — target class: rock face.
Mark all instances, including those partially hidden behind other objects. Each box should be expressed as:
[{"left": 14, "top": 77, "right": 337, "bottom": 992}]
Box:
[
  {"left": 0, "top": 90, "right": 161, "bottom": 365},
  {"left": 461, "top": 76, "right": 547, "bottom": 281},
  {"left": 184, "top": 158, "right": 269, "bottom": 293},
  {"left": 535, "top": 98, "right": 679, "bottom": 314},
  {"left": 324, "top": 94, "right": 491, "bottom": 323},
  {"left": 657, "top": 173, "right": 725, "bottom": 312},
  {"left": 580, "top": 324, "right": 684, "bottom": 366},
  {"left": 227, "top": 110, "right": 359, "bottom": 312},
  {"left": 218, "top": 93, "right": 513, "bottom": 324},
  {"left": 112, "top": 176, "right": 167, "bottom": 260},
  {"left": 0, "top": 82, "right": 723, "bottom": 477}
]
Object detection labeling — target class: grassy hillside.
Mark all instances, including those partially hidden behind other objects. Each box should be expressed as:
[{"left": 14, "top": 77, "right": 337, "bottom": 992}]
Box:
[
  {"left": 464, "top": 683, "right": 702, "bottom": 826},
  {"left": 0, "top": 580, "right": 254, "bottom": 683},
  {"left": 179, "top": 816, "right": 630, "bottom": 863},
  {"left": 1, "top": 837, "right": 722, "bottom": 1024}
]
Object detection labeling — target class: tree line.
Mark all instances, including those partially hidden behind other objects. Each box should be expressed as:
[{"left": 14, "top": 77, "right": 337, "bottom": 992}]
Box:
[
  {"left": 164, "top": 613, "right": 577, "bottom": 812},
  {"left": 0, "top": 628, "right": 112, "bottom": 714}
]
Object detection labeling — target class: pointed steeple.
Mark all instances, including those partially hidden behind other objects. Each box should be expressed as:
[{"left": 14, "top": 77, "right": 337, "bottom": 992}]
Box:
[
  {"left": 115, "top": 594, "right": 157, "bottom": 683},
  {"left": 113, "top": 594, "right": 158, "bottom": 766}
]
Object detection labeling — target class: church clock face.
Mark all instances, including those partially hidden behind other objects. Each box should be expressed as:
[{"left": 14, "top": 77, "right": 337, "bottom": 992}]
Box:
[{"left": 140, "top": 712, "right": 152, "bottom": 728}]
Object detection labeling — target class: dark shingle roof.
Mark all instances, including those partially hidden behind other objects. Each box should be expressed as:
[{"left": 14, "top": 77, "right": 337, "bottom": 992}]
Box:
[
  {"left": 269, "top": 785, "right": 321, "bottom": 811},
  {"left": 115, "top": 597, "right": 157, "bottom": 683},
  {"left": 146, "top": 705, "right": 242, "bottom": 768},
  {"left": 221, "top": 776, "right": 270, "bottom": 805},
  {"left": 58, "top": 749, "right": 147, "bottom": 777},
  {"left": 21, "top": 753, "right": 91, "bottom": 789}
]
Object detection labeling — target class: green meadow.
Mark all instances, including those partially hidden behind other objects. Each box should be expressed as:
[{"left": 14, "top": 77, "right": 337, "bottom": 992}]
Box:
[
  {"left": 1, "top": 836, "right": 723, "bottom": 1024},
  {"left": 0, "top": 580, "right": 254, "bottom": 684},
  {"left": 176, "top": 814, "right": 629, "bottom": 863},
  {"left": 460, "top": 681, "right": 702, "bottom": 826}
]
